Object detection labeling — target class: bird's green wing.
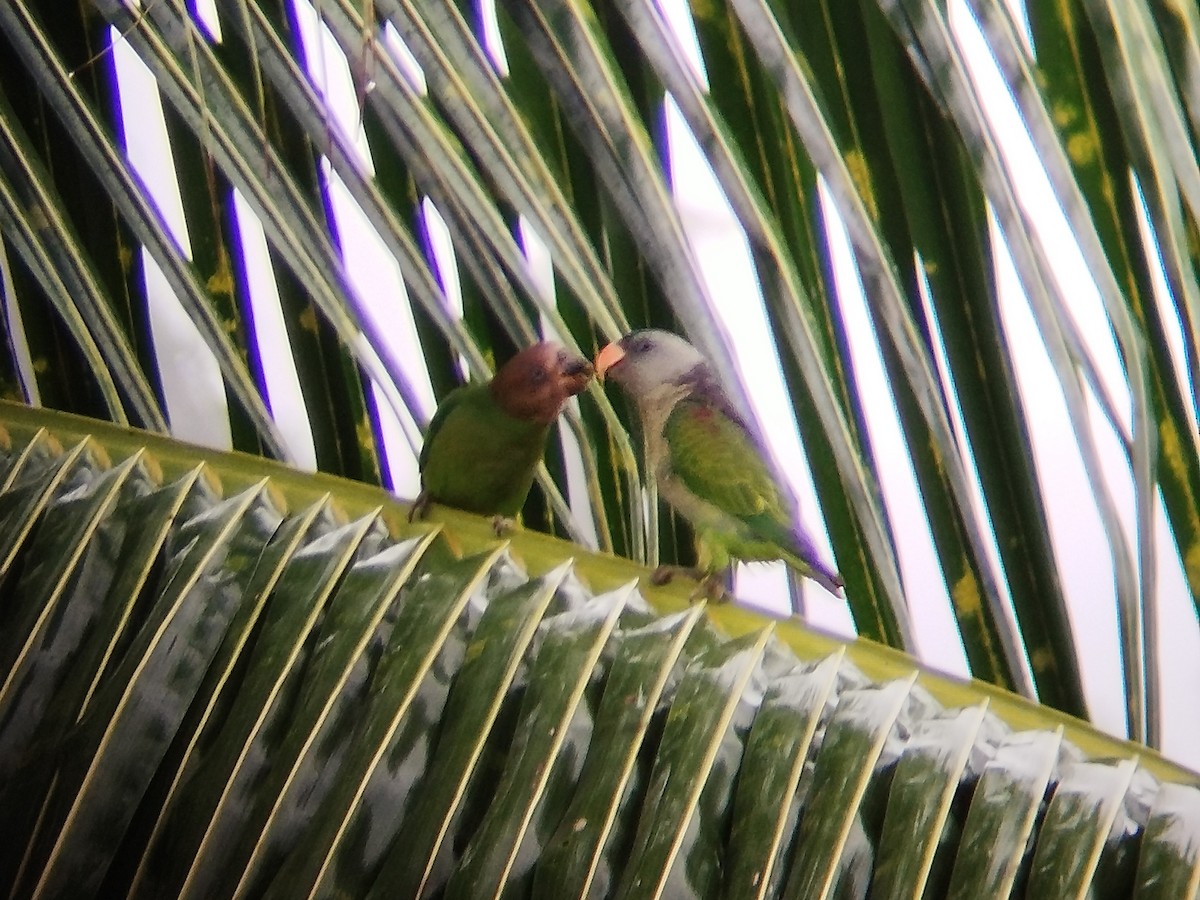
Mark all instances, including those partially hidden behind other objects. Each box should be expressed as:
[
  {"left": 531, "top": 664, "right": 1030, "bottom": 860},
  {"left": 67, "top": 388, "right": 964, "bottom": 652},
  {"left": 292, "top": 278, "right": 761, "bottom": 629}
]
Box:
[
  {"left": 418, "top": 383, "right": 473, "bottom": 471},
  {"left": 665, "top": 397, "right": 843, "bottom": 593},
  {"left": 664, "top": 399, "right": 791, "bottom": 526}
]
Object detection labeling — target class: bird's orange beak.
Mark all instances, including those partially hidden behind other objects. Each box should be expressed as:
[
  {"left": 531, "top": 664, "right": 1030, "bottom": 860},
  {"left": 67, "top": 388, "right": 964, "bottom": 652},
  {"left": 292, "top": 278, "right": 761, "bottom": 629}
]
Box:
[{"left": 594, "top": 342, "right": 625, "bottom": 382}]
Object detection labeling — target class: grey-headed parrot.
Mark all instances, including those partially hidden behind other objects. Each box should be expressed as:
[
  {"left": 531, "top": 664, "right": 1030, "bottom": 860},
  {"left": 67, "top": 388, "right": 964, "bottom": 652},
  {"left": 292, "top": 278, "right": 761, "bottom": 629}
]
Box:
[{"left": 596, "top": 329, "right": 842, "bottom": 597}]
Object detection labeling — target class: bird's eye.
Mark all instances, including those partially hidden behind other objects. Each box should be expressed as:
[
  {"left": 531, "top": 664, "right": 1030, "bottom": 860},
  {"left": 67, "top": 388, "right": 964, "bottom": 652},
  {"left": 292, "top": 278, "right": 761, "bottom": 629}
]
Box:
[
  {"left": 530, "top": 367, "right": 548, "bottom": 384},
  {"left": 632, "top": 337, "right": 653, "bottom": 354}
]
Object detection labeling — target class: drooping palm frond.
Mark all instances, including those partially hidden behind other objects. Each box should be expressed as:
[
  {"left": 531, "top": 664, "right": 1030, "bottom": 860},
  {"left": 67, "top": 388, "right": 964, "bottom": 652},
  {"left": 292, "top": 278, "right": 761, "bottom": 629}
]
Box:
[
  {"left": 1, "top": 402, "right": 1197, "bottom": 898},
  {"left": 1, "top": 0, "right": 1198, "bottom": 750}
]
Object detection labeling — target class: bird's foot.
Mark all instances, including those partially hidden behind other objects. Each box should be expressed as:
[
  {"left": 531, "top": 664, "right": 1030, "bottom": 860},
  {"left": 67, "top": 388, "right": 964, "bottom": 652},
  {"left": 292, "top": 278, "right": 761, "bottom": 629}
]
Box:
[
  {"left": 692, "top": 572, "right": 732, "bottom": 604},
  {"left": 650, "top": 566, "right": 730, "bottom": 603},
  {"left": 650, "top": 564, "right": 702, "bottom": 586},
  {"left": 491, "top": 515, "right": 517, "bottom": 537},
  {"left": 408, "top": 492, "right": 432, "bottom": 523}
]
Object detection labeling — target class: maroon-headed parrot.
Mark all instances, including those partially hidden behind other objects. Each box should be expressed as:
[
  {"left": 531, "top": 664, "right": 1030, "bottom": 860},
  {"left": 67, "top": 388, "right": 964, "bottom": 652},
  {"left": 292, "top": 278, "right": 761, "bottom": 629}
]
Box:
[
  {"left": 595, "top": 329, "right": 843, "bottom": 596},
  {"left": 410, "top": 342, "right": 593, "bottom": 524}
]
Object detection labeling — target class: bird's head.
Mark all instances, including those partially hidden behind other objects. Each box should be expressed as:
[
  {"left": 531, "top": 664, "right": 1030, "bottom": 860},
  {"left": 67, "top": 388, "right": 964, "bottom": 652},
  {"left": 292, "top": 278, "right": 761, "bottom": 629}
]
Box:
[
  {"left": 490, "top": 342, "right": 594, "bottom": 424},
  {"left": 594, "top": 329, "right": 706, "bottom": 397}
]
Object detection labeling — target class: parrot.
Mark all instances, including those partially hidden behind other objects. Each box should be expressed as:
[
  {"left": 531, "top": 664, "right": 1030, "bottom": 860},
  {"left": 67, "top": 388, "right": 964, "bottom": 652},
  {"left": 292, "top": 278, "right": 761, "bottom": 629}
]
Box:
[
  {"left": 595, "top": 329, "right": 843, "bottom": 597},
  {"left": 410, "top": 342, "right": 593, "bottom": 527}
]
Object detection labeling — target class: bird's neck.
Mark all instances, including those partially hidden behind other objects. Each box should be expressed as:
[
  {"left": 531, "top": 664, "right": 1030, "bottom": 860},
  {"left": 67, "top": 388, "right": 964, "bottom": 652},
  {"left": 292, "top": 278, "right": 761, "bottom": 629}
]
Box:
[
  {"left": 635, "top": 382, "right": 688, "bottom": 473},
  {"left": 637, "top": 381, "right": 689, "bottom": 420}
]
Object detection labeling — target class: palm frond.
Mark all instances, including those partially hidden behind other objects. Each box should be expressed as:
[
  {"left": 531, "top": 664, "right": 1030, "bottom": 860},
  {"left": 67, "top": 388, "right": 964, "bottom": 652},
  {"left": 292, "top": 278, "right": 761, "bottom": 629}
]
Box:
[{"left": 0, "top": 0, "right": 1197, "bottom": 758}]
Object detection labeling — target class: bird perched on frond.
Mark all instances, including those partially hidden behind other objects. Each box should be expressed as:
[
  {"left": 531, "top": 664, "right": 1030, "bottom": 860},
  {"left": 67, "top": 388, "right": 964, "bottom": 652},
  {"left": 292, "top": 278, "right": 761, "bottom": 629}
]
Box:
[
  {"left": 595, "top": 329, "right": 843, "bottom": 598},
  {"left": 410, "top": 342, "right": 593, "bottom": 528}
]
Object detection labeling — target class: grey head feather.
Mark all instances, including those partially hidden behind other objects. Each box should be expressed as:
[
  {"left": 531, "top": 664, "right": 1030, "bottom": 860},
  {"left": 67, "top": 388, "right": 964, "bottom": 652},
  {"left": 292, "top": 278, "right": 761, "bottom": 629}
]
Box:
[{"left": 611, "top": 328, "right": 760, "bottom": 451}]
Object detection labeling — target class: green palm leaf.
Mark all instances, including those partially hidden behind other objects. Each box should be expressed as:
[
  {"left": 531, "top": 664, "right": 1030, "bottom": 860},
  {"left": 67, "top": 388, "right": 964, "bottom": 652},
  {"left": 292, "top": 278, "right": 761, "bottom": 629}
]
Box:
[
  {"left": 0, "top": 403, "right": 1195, "bottom": 896},
  {"left": 0, "top": 0, "right": 1199, "bottom": 867}
]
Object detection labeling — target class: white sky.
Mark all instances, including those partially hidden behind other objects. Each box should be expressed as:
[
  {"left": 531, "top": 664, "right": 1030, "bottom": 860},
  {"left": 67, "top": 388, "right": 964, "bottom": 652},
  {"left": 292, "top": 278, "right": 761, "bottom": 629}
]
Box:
[{"left": 106, "top": 0, "right": 1200, "bottom": 768}]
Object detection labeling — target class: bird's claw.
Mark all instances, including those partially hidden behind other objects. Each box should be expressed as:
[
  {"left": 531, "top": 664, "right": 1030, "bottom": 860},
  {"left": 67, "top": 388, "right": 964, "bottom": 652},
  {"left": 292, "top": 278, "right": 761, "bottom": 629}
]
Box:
[
  {"left": 692, "top": 572, "right": 731, "bottom": 604},
  {"left": 408, "top": 492, "right": 432, "bottom": 523},
  {"left": 491, "top": 515, "right": 517, "bottom": 537},
  {"left": 651, "top": 564, "right": 700, "bottom": 586},
  {"left": 650, "top": 565, "right": 730, "bottom": 603}
]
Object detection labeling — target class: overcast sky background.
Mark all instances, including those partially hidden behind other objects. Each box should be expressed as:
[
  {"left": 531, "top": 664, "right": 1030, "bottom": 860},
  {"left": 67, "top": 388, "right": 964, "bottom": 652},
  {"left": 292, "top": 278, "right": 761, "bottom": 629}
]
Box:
[{"left": 109, "top": 0, "right": 1200, "bottom": 768}]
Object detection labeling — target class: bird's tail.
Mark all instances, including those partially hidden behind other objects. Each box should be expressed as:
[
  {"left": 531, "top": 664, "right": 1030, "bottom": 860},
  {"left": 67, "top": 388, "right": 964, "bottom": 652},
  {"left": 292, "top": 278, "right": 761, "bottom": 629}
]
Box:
[
  {"left": 784, "top": 532, "right": 844, "bottom": 597},
  {"left": 796, "top": 557, "right": 844, "bottom": 597}
]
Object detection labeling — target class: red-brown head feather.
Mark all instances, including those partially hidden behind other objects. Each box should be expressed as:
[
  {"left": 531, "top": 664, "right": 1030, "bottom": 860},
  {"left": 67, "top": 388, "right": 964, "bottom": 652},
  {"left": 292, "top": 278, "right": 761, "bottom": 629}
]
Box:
[{"left": 490, "top": 342, "right": 593, "bottom": 424}]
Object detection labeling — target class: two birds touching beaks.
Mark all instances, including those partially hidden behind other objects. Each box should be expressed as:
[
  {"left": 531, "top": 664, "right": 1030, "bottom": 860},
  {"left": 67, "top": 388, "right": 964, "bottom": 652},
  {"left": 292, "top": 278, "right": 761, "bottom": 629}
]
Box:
[{"left": 411, "top": 330, "right": 844, "bottom": 599}]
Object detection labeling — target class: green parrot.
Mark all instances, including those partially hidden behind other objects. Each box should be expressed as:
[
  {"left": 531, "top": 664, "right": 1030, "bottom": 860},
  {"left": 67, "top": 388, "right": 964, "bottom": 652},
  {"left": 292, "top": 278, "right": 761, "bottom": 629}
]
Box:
[
  {"left": 410, "top": 342, "right": 593, "bottom": 523},
  {"left": 595, "top": 329, "right": 843, "bottom": 597}
]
